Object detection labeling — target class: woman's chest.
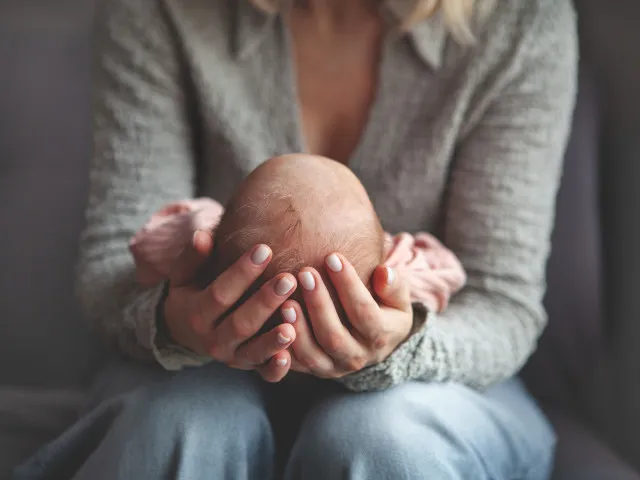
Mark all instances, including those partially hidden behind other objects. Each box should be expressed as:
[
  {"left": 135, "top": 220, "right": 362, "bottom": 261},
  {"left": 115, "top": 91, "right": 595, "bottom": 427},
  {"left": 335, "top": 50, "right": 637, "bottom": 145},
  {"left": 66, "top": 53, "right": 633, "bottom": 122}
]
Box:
[
  {"left": 288, "top": 8, "right": 384, "bottom": 165},
  {"left": 179, "top": 19, "right": 464, "bottom": 235}
]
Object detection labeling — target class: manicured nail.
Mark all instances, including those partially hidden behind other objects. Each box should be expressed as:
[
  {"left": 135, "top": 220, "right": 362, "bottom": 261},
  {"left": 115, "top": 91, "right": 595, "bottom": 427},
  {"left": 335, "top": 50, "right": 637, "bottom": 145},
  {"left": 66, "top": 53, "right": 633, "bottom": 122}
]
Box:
[
  {"left": 299, "top": 271, "right": 316, "bottom": 291},
  {"left": 386, "top": 266, "right": 395, "bottom": 286},
  {"left": 275, "top": 277, "right": 295, "bottom": 296},
  {"left": 276, "top": 358, "right": 288, "bottom": 367},
  {"left": 282, "top": 307, "right": 297, "bottom": 324},
  {"left": 326, "top": 254, "right": 343, "bottom": 272},
  {"left": 251, "top": 245, "right": 270, "bottom": 265},
  {"left": 277, "top": 333, "right": 291, "bottom": 345}
]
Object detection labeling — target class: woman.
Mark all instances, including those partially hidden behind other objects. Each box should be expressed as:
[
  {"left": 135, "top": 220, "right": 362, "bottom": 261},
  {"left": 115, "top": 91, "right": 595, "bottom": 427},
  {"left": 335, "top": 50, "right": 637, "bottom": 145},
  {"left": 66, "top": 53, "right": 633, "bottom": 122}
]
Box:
[{"left": 15, "top": 0, "right": 577, "bottom": 479}]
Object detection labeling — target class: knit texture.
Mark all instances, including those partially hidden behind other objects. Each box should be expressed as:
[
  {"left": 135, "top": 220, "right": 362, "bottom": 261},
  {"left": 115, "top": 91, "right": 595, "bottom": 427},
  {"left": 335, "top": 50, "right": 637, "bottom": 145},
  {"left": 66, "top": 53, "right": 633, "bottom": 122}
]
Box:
[{"left": 80, "top": 0, "right": 578, "bottom": 391}]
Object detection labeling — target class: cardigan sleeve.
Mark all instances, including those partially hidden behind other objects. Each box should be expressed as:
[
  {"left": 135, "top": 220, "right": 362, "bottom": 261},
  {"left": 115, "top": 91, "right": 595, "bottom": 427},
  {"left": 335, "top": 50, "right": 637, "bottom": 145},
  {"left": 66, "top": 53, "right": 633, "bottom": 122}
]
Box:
[
  {"left": 76, "top": 0, "right": 209, "bottom": 370},
  {"left": 339, "top": 0, "right": 578, "bottom": 392}
]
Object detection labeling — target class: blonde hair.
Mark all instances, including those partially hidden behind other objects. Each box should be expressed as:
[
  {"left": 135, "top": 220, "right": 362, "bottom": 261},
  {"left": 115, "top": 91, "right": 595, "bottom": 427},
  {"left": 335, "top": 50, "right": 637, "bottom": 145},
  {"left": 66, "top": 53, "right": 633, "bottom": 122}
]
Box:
[{"left": 249, "top": 0, "right": 495, "bottom": 44}]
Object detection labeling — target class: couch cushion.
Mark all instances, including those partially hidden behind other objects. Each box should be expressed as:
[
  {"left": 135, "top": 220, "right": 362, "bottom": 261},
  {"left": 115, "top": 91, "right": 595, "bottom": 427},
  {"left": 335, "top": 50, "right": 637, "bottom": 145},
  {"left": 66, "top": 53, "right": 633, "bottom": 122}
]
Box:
[
  {"left": 568, "top": 0, "right": 640, "bottom": 470},
  {"left": 0, "top": 0, "right": 106, "bottom": 388},
  {"left": 549, "top": 410, "right": 640, "bottom": 480}
]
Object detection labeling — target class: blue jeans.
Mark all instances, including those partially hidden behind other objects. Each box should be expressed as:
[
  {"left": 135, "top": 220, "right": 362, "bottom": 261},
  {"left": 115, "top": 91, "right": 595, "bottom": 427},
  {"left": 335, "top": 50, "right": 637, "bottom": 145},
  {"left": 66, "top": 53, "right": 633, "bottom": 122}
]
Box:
[{"left": 15, "top": 360, "right": 556, "bottom": 480}]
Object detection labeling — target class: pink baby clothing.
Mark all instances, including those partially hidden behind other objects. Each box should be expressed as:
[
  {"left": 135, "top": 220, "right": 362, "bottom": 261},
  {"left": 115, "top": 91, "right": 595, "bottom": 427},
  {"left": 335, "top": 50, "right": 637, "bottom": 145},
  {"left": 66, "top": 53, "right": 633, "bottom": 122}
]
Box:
[
  {"left": 383, "top": 232, "right": 467, "bottom": 312},
  {"left": 129, "top": 198, "right": 466, "bottom": 313}
]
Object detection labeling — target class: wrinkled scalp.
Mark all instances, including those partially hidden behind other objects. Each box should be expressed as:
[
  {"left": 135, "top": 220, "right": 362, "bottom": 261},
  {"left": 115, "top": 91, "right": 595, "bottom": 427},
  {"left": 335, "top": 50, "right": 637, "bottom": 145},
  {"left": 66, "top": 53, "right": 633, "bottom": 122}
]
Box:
[
  {"left": 213, "top": 154, "right": 384, "bottom": 279},
  {"left": 200, "top": 154, "right": 385, "bottom": 327}
]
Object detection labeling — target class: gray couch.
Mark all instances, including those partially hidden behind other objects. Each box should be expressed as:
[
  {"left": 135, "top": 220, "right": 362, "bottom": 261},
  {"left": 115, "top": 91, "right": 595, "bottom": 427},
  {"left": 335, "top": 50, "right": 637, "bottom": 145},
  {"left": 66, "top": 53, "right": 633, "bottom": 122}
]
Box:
[{"left": 1, "top": 1, "right": 639, "bottom": 479}]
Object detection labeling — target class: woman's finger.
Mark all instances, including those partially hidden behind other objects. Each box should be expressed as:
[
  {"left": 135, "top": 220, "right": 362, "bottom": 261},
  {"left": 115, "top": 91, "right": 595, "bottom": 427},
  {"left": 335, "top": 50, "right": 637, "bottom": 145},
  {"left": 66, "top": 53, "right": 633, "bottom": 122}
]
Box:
[
  {"left": 257, "top": 350, "right": 291, "bottom": 383},
  {"left": 323, "top": 253, "right": 386, "bottom": 345},
  {"left": 169, "top": 230, "right": 213, "bottom": 287},
  {"left": 298, "top": 267, "right": 368, "bottom": 371},
  {"left": 192, "top": 244, "right": 273, "bottom": 332},
  {"left": 283, "top": 299, "right": 340, "bottom": 377},
  {"left": 372, "top": 264, "right": 412, "bottom": 312},
  {"left": 289, "top": 352, "right": 311, "bottom": 374},
  {"left": 209, "top": 273, "right": 296, "bottom": 360},
  {"left": 233, "top": 323, "right": 296, "bottom": 367}
]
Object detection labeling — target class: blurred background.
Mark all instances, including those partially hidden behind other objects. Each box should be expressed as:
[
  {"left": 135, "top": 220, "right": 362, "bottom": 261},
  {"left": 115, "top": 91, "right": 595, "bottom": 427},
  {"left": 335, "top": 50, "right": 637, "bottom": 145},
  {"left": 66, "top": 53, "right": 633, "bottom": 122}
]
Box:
[{"left": 1, "top": 0, "right": 639, "bottom": 478}]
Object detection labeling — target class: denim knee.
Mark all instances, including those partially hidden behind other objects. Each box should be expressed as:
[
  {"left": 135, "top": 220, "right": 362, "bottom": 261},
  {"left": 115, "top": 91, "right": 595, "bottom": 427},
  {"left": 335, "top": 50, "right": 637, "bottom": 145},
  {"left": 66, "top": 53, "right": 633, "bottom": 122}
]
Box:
[
  {"left": 287, "top": 392, "right": 447, "bottom": 479},
  {"left": 18, "top": 362, "right": 276, "bottom": 480},
  {"left": 124, "top": 371, "right": 270, "bottom": 446},
  {"left": 111, "top": 364, "right": 274, "bottom": 472},
  {"left": 286, "top": 380, "right": 556, "bottom": 480}
]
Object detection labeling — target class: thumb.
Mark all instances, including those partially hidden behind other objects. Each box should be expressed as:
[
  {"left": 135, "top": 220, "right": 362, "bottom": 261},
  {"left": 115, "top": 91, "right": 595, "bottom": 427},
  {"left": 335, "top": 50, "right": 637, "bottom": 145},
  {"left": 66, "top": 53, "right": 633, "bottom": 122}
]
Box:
[
  {"left": 169, "top": 230, "right": 213, "bottom": 287},
  {"left": 373, "top": 265, "right": 411, "bottom": 312}
]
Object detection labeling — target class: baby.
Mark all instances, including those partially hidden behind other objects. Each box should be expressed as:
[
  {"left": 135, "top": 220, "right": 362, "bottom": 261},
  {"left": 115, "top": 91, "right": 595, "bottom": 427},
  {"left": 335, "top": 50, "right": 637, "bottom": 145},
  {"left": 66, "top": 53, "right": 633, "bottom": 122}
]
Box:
[
  {"left": 130, "top": 155, "right": 467, "bottom": 326},
  {"left": 196, "top": 154, "right": 386, "bottom": 330}
]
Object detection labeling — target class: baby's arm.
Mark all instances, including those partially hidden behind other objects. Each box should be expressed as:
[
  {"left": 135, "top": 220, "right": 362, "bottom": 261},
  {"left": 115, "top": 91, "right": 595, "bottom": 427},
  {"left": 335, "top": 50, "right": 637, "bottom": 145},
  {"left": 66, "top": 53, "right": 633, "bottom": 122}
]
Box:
[
  {"left": 384, "top": 232, "right": 467, "bottom": 312},
  {"left": 129, "top": 198, "right": 225, "bottom": 287}
]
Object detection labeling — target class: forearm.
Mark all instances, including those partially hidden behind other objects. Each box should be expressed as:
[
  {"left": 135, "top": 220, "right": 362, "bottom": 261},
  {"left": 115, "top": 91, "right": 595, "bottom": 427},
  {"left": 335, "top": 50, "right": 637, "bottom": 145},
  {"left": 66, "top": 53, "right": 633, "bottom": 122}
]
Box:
[{"left": 339, "top": 285, "right": 545, "bottom": 392}]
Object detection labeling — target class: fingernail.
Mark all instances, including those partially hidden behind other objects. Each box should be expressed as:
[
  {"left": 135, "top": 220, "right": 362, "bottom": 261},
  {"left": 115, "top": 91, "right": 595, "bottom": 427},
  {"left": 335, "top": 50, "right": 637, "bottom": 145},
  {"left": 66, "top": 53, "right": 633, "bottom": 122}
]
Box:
[
  {"left": 251, "top": 245, "right": 270, "bottom": 265},
  {"left": 299, "top": 271, "right": 316, "bottom": 291},
  {"left": 326, "top": 254, "right": 343, "bottom": 272},
  {"left": 282, "top": 307, "right": 297, "bottom": 324},
  {"left": 386, "top": 266, "right": 395, "bottom": 286},
  {"left": 277, "top": 333, "right": 291, "bottom": 345},
  {"left": 276, "top": 358, "right": 288, "bottom": 367},
  {"left": 275, "top": 277, "right": 295, "bottom": 296}
]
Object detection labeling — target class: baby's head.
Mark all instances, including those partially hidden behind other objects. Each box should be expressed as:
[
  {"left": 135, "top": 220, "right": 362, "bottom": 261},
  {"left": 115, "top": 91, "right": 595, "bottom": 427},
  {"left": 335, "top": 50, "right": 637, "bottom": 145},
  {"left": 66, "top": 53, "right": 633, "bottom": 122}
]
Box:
[{"left": 199, "top": 154, "right": 385, "bottom": 328}]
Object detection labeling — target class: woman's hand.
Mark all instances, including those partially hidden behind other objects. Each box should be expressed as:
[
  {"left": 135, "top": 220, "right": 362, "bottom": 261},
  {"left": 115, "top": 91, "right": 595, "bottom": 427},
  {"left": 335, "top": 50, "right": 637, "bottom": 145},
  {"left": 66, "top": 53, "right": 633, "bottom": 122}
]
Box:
[
  {"left": 284, "top": 253, "right": 414, "bottom": 378},
  {"left": 162, "top": 230, "right": 298, "bottom": 382}
]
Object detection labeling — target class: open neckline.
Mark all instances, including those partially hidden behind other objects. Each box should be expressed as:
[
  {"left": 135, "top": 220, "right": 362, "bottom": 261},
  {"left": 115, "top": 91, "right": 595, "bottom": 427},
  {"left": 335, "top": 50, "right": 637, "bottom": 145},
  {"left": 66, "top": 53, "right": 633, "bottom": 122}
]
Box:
[{"left": 280, "top": 18, "right": 391, "bottom": 171}]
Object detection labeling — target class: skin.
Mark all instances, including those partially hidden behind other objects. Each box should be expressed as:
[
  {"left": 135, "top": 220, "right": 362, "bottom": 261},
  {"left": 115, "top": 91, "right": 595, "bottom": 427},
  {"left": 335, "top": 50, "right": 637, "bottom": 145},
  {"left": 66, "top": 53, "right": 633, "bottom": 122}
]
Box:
[
  {"left": 289, "top": 0, "right": 385, "bottom": 163},
  {"left": 207, "top": 154, "right": 384, "bottom": 284},
  {"left": 164, "top": 232, "right": 299, "bottom": 382},
  {"left": 201, "top": 154, "right": 385, "bottom": 333},
  {"left": 164, "top": 0, "right": 413, "bottom": 382}
]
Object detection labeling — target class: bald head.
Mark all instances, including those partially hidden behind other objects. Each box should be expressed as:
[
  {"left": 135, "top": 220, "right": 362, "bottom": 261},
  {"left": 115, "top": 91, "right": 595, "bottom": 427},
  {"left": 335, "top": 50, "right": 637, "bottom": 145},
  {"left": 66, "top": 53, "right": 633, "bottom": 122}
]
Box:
[{"left": 199, "top": 154, "right": 385, "bottom": 325}]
